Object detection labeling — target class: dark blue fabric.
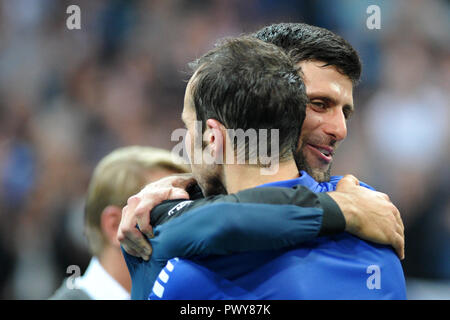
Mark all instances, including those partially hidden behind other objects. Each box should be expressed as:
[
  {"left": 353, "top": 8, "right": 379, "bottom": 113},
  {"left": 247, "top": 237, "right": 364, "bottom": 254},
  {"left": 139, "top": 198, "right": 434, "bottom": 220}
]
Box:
[
  {"left": 150, "top": 233, "right": 405, "bottom": 299},
  {"left": 255, "top": 170, "right": 375, "bottom": 192},
  {"left": 123, "top": 200, "right": 324, "bottom": 300},
  {"left": 123, "top": 171, "right": 406, "bottom": 299}
]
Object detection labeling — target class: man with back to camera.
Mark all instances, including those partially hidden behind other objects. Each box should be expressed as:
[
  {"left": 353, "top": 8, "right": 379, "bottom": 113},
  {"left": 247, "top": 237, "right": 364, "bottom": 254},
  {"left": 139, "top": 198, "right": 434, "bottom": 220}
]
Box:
[
  {"left": 119, "top": 35, "right": 406, "bottom": 299},
  {"left": 49, "top": 146, "right": 189, "bottom": 299}
]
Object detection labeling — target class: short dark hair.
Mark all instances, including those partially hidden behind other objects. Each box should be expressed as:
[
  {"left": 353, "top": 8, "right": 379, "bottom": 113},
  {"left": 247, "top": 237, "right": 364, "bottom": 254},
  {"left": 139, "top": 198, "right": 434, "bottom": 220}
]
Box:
[
  {"left": 252, "top": 23, "right": 362, "bottom": 85},
  {"left": 188, "top": 36, "right": 307, "bottom": 162}
]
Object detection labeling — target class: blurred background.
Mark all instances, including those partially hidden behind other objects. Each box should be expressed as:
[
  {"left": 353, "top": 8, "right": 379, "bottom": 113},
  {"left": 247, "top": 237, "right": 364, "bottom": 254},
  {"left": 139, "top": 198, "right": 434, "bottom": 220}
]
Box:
[{"left": 0, "top": 0, "right": 448, "bottom": 299}]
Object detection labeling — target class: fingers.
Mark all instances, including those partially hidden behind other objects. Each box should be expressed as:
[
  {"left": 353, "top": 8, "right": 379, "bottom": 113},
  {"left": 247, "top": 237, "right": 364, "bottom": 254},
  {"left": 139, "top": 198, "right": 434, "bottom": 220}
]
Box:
[
  {"left": 137, "top": 174, "right": 194, "bottom": 197},
  {"left": 383, "top": 200, "right": 405, "bottom": 260},
  {"left": 136, "top": 212, "right": 153, "bottom": 240},
  {"left": 384, "top": 204, "right": 404, "bottom": 260},
  {"left": 170, "top": 174, "right": 196, "bottom": 189},
  {"left": 344, "top": 174, "right": 359, "bottom": 185},
  {"left": 125, "top": 191, "right": 154, "bottom": 239},
  {"left": 392, "top": 208, "right": 404, "bottom": 237},
  {"left": 393, "top": 206, "right": 405, "bottom": 234},
  {"left": 392, "top": 221, "right": 404, "bottom": 260},
  {"left": 118, "top": 226, "right": 152, "bottom": 260},
  {"left": 134, "top": 187, "right": 189, "bottom": 219},
  {"left": 336, "top": 174, "right": 360, "bottom": 191},
  {"left": 121, "top": 246, "right": 140, "bottom": 258},
  {"left": 167, "top": 187, "right": 190, "bottom": 200},
  {"left": 378, "top": 193, "right": 404, "bottom": 235},
  {"left": 121, "top": 240, "right": 150, "bottom": 261},
  {"left": 392, "top": 207, "right": 405, "bottom": 260},
  {"left": 378, "top": 192, "right": 390, "bottom": 202},
  {"left": 118, "top": 174, "right": 196, "bottom": 262},
  {"left": 131, "top": 202, "right": 154, "bottom": 238},
  {"left": 335, "top": 178, "right": 405, "bottom": 261},
  {"left": 382, "top": 200, "right": 405, "bottom": 260},
  {"left": 391, "top": 231, "right": 405, "bottom": 260},
  {"left": 131, "top": 195, "right": 154, "bottom": 239},
  {"left": 118, "top": 198, "right": 152, "bottom": 260}
]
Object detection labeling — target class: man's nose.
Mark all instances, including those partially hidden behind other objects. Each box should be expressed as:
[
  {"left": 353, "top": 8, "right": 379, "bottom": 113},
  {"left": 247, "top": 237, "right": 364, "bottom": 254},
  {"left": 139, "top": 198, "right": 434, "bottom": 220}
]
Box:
[{"left": 323, "top": 109, "right": 347, "bottom": 141}]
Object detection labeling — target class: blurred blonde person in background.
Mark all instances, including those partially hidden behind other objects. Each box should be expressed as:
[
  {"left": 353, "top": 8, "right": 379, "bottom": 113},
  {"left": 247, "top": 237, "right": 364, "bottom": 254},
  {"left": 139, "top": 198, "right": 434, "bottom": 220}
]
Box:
[{"left": 49, "top": 146, "right": 188, "bottom": 300}]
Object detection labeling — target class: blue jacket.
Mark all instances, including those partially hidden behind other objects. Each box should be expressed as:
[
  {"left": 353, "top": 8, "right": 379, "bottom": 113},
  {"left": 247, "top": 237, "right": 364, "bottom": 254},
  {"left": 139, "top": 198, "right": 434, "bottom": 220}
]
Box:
[{"left": 124, "top": 172, "right": 406, "bottom": 299}]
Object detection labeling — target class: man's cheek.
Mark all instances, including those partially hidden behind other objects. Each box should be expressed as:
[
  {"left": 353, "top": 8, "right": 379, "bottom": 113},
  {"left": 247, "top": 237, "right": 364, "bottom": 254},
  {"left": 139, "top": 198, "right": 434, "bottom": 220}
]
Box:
[
  {"left": 185, "top": 131, "right": 193, "bottom": 162},
  {"left": 301, "top": 108, "right": 322, "bottom": 137},
  {"left": 302, "top": 147, "right": 315, "bottom": 163}
]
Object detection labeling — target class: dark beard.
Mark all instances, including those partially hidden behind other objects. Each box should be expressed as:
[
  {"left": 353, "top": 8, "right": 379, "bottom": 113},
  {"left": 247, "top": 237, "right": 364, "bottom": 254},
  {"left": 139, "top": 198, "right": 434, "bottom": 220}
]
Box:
[
  {"left": 202, "top": 176, "right": 227, "bottom": 196},
  {"left": 197, "top": 169, "right": 228, "bottom": 197},
  {"left": 294, "top": 147, "right": 331, "bottom": 182}
]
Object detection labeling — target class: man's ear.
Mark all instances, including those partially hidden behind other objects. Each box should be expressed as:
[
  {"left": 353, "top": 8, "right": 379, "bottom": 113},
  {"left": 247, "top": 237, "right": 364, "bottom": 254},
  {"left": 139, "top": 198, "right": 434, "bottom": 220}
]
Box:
[
  {"left": 205, "top": 119, "right": 225, "bottom": 164},
  {"left": 100, "top": 205, "right": 122, "bottom": 248}
]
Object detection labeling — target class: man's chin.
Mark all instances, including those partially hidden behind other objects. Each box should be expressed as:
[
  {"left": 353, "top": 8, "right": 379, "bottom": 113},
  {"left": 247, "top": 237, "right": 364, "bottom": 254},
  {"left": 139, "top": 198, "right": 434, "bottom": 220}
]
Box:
[
  {"left": 307, "top": 167, "right": 331, "bottom": 182},
  {"left": 294, "top": 150, "right": 332, "bottom": 182}
]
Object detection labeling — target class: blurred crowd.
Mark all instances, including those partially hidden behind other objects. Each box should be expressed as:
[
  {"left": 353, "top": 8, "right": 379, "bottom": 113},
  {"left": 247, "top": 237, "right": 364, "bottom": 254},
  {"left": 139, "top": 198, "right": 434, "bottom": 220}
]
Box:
[{"left": 0, "top": 0, "right": 448, "bottom": 299}]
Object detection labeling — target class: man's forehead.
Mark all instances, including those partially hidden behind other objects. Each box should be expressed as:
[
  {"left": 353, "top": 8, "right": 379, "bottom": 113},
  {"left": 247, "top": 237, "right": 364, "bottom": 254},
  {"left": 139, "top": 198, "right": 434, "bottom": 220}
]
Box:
[
  {"left": 296, "top": 60, "right": 350, "bottom": 82},
  {"left": 296, "top": 60, "right": 354, "bottom": 105},
  {"left": 182, "top": 76, "right": 196, "bottom": 122},
  {"left": 185, "top": 70, "right": 200, "bottom": 100}
]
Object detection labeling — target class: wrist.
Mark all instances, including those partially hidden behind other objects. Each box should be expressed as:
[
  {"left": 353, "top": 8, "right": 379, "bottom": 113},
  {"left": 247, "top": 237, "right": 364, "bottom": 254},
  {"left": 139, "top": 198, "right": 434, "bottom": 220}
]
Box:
[
  {"left": 316, "top": 193, "right": 346, "bottom": 235},
  {"left": 327, "top": 191, "right": 359, "bottom": 233}
]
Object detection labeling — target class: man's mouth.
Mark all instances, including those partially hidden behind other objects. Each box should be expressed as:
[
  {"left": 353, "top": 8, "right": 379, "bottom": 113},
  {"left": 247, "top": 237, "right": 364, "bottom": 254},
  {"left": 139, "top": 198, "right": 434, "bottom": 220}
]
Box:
[{"left": 306, "top": 143, "right": 333, "bottom": 163}]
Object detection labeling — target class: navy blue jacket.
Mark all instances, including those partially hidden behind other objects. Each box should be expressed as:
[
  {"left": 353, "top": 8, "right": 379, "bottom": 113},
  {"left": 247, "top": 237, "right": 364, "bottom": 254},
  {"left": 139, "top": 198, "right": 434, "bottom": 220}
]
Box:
[{"left": 123, "top": 172, "right": 406, "bottom": 299}]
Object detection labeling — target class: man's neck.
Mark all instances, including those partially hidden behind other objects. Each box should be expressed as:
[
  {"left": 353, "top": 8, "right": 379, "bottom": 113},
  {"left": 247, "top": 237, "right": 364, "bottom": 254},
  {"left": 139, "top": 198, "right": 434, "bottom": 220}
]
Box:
[
  {"left": 224, "top": 159, "right": 299, "bottom": 194},
  {"left": 99, "top": 247, "right": 131, "bottom": 293}
]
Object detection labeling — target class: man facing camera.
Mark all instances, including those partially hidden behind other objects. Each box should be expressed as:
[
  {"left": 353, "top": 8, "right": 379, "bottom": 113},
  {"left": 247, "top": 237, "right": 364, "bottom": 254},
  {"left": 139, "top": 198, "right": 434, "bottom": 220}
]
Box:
[{"left": 49, "top": 146, "right": 188, "bottom": 300}]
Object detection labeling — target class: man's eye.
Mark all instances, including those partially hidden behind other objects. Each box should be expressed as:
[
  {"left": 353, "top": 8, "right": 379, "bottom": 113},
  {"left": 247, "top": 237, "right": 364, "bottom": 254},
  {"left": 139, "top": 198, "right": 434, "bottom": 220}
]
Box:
[{"left": 311, "top": 101, "right": 326, "bottom": 109}]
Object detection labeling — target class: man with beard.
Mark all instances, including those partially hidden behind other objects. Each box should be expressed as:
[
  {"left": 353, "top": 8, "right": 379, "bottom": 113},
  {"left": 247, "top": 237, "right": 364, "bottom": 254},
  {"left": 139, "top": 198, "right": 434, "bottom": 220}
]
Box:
[{"left": 119, "top": 35, "right": 406, "bottom": 299}]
